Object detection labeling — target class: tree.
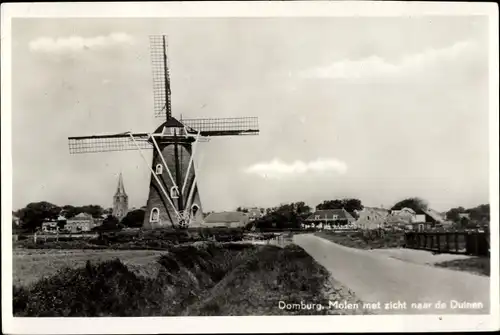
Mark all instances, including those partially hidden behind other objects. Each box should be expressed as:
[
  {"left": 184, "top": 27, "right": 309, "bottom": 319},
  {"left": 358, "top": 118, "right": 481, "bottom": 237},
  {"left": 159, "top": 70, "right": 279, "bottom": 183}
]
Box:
[
  {"left": 467, "top": 204, "right": 490, "bottom": 222},
  {"left": 446, "top": 206, "right": 466, "bottom": 222},
  {"left": 96, "top": 215, "right": 123, "bottom": 231},
  {"left": 17, "top": 202, "right": 61, "bottom": 232},
  {"left": 316, "top": 199, "right": 344, "bottom": 210},
  {"left": 78, "top": 205, "right": 104, "bottom": 218},
  {"left": 236, "top": 207, "right": 249, "bottom": 213},
  {"left": 391, "top": 197, "right": 428, "bottom": 212},
  {"left": 316, "top": 199, "right": 363, "bottom": 213},
  {"left": 120, "top": 209, "right": 145, "bottom": 228},
  {"left": 342, "top": 198, "right": 364, "bottom": 213},
  {"left": 61, "top": 205, "right": 78, "bottom": 219}
]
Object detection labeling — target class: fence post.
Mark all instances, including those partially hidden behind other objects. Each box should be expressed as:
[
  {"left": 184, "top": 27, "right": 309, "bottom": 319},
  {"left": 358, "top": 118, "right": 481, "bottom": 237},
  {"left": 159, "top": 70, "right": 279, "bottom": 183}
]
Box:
[
  {"left": 455, "top": 233, "right": 459, "bottom": 253},
  {"left": 436, "top": 233, "right": 440, "bottom": 252},
  {"left": 445, "top": 233, "right": 450, "bottom": 252},
  {"left": 474, "top": 233, "right": 479, "bottom": 256}
]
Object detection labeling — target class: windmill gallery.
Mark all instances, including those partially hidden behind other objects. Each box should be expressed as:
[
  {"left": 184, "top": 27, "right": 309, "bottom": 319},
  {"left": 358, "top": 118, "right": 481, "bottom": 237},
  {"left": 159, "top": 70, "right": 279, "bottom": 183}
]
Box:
[{"left": 68, "top": 35, "right": 260, "bottom": 229}]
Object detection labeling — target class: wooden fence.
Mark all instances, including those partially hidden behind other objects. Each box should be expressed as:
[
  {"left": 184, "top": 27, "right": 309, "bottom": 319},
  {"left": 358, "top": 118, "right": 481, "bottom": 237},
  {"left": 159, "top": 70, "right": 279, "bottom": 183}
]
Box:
[{"left": 404, "top": 231, "right": 490, "bottom": 256}]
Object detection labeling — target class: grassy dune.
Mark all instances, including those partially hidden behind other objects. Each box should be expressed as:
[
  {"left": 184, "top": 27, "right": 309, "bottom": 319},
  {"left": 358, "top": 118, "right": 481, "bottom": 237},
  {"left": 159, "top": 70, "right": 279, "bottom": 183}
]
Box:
[{"left": 13, "top": 243, "right": 363, "bottom": 316}]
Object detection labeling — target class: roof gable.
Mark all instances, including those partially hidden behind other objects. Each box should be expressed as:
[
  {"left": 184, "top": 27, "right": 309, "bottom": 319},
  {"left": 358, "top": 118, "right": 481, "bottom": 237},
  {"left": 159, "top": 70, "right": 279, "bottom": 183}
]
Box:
[
  {"left": 306, "top": 209, "right": 355, "bottom": 221},
  {"left": 71, "top": 212, "right": 93, "bottom": 219}
]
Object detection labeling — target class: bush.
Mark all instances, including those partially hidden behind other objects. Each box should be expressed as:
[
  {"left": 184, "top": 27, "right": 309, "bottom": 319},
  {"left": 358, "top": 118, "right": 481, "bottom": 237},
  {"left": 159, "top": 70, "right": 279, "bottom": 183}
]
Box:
[
  {"left": 13, "top": 259, "right": 157, "bottom": 316},
  {"left": 13, "top": 243, "right": 259, "bottom": 317},
  {"left": 316, "top": 230, "right": 404, "bottom": 249}
]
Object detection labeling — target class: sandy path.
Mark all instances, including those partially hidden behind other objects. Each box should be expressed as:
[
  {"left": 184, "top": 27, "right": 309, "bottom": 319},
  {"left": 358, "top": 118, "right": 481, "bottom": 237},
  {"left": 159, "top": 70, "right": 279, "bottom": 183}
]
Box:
[{"left": 294, "top": 234, "right": 490, "bottom": 315}]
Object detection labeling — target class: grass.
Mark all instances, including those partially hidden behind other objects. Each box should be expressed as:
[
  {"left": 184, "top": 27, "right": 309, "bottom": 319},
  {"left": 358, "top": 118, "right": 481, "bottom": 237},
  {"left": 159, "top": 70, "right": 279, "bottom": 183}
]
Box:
[
  {"left": 13, "top": 249, "right": 168, "bottom": 287},
  {"left": 14, "top": 228, "right": 245, "bottom": 250},
  {"left": 434, "top": 257, "right": 490, "bottom": 276},
  {"left": 13, "top": 243, "right": 362, "bottom": 316},
  {"left": 315, "top": 230, "right": 404, "bottom": 250}
]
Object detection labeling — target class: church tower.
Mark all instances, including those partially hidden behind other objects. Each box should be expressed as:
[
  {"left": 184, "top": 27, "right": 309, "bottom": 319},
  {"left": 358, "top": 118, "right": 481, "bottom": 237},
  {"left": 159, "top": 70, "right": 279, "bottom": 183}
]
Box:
[{"left": 112, "top": 173, "right": 129, "bottom": 221}]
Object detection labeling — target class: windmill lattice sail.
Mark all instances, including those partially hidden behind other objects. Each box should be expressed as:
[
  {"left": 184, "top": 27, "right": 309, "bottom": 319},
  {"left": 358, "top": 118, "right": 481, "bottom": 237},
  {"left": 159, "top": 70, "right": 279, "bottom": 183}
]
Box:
[
  {"left": 182, "top": 117, "right": 259, "bottom": 136},
  {"left": 68, "top": 133, "right": 152, "bottom": 154},
  {"left": 150, "top": 35, "right": 172, "bottom": 119}
]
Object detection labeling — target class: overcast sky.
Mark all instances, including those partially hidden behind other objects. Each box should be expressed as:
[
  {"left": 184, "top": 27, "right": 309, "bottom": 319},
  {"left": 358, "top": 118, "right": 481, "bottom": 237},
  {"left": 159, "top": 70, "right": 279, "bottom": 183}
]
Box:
[{"left": 11, "top": 16, "right": 490, "bottom": 212}]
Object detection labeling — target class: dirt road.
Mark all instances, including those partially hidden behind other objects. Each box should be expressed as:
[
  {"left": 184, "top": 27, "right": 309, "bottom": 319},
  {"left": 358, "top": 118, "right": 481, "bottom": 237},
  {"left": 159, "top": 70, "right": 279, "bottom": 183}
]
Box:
[{"left": 294, "top": 234, "right": 490, "bottom": 315}]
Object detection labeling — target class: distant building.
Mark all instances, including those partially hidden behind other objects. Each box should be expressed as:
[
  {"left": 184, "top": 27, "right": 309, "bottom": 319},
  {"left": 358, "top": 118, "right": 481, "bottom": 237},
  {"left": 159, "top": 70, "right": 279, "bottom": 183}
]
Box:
[
  {"left": 42, "top": 220, "right": 59, "bottom": 233},
  {"left": 247, "top": 207, "right": 264, "bottom": 221},
  {"left": 203, "top": 211, "right": 249, "bottom": 228},
  {"left": 354, "top": 207, "right": 389, "bottom": 230},
  {"left": 388, "top": 207, "right": 446, "bottom": 231},
  {"left": 305, "top": 209, "right": 356, "bottom": 229},
  {"left": 112, "top": 173, "right": 129, "bottom": 221},
  {"left": 65, "top": 212, "right": 95, "bottom": 233},
  {"left": 12, "top": 214, "right": 21, "bottom": 227}
]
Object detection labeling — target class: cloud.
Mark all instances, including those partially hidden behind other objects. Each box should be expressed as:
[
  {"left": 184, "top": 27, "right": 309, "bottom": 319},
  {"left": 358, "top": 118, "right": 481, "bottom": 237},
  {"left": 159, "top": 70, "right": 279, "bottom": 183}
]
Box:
[
  {"left": 300, "top": 40, "right": 477, "bottom": 80},
  {"left": 29, "top": 33, "right": 135, "bottom": 54},
  {"left": 244, "top": 158, "right": 348, "bottom": 179}
]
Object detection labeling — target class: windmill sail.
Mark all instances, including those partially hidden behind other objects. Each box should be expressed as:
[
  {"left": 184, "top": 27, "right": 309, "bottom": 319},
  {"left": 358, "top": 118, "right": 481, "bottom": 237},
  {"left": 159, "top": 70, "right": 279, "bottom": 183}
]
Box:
[
  {"left": 68, "top": 133, "right": 152, "bottom": 154},
  {"left": 182, "top": 117, "right": 259, "bottom": 136},
  {"left": 150, "top": 35, "right": 172, "bottom": 119}
]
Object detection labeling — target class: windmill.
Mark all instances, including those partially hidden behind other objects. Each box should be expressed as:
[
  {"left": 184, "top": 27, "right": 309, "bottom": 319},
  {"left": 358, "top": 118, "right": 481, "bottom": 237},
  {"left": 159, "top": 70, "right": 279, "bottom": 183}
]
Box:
[{"left": 68, "top": 35, "right": 259, "bottom": 229}]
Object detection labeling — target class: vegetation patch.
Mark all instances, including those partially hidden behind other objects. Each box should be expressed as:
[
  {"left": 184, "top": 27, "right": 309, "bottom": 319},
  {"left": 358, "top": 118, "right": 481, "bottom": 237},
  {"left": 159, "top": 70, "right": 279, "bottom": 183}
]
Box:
[
  {"left": 14, "top": 228, "right": 245, "bottom": 250},
  {"left": 434, "top": 257, "right": 490, "bottom": 277},
  {"left": 316, "top": 230, "right": 404, "bottom": 250},
  {"left": 185, "top": 244, "right": 365, "bottom": 315},
  {"left": 13, "top": 243, "right": 361, "bottom": 316}
]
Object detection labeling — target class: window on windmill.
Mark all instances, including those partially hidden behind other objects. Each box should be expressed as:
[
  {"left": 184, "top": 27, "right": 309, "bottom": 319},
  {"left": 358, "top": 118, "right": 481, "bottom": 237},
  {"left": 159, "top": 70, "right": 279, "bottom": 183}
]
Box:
[
  {"left": 150, "top": 208, "right": 160, "bottom": 223},
  {"left": 170, "top": 186, "right": 180, "bottom": 199},
  {"left": 162, "top": 127, "right": 175, "bottom": 136},
  {"left": 191, "top": 204, "right": 199, "bottom": 215},
  {"left": 155, "top": 164, "right": 163, "bottom": 175}
]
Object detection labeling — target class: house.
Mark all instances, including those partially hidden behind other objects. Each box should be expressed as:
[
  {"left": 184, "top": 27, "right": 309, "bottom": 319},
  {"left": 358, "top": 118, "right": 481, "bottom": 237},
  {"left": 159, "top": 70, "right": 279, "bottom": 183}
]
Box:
[
  {"left": 12, "top": 214, "right": 21, "bottom": 227},
  {"left": 386, "top": 207, "right": 416, "bottom": 228},
  {"left": 354, "top": 207, "right": 389, "bottom": 230},
  {"left": 65, "top": 212, "right": 95, "bottom": 233},
  {"left": 42, "top": 220, "right": 59, "bottom": 233},
  {"left": 247, "top": 208, "right": 264, "bottom": 221},
  {"left": 423, "top": 208, "right": 445, "bottom": 224},
  {"left": 304, "top": 209, "right": 356, "bottom": 229},
  {"left": 203, "top": 211, "right": 249, "bottom": 228}
]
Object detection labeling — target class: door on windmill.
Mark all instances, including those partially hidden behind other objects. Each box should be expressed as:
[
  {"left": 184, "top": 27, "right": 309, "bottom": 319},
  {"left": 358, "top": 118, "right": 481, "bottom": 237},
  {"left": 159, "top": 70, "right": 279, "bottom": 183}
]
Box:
[{"left": 170, "top": 186, "right": 180, "bottom": 199}]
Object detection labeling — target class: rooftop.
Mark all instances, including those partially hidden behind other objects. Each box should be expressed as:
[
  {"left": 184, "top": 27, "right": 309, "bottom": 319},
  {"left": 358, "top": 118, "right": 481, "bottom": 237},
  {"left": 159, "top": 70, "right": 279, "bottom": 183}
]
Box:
[{"left": 204, "top": 211, "right": 249, "bottom": 223}]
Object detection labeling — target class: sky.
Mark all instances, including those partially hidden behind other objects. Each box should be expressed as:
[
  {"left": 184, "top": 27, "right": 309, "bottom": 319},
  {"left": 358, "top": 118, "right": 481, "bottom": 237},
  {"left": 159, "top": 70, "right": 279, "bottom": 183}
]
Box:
[{"left": 11, "top": 16, "right": 491, "bottom": 212}]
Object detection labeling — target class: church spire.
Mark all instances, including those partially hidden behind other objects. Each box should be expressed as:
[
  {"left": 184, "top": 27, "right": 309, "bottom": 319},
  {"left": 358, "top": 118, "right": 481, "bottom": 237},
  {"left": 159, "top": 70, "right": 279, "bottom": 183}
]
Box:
[
  {"left": 115, "top": 172, "right": 126, "bottom": 196},
  {"left": 113, "top": 172, "right": 129, "bottom": 221}
]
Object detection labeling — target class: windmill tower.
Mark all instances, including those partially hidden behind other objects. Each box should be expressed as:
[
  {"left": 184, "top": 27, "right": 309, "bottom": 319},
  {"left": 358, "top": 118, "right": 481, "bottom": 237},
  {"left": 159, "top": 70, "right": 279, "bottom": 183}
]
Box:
[
  {"left": 112, "top": 172, "right": 128, "bottom": 221},
  {"left": 68, "top": 35, "right": 259, "bottom": 229}
]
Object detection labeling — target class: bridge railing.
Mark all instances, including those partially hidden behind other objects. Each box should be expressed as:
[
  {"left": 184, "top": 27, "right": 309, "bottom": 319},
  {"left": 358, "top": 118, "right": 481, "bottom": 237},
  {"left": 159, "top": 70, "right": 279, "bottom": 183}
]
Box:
[{"left": 404, "top": 231, "right": 489, "bottom": 256}]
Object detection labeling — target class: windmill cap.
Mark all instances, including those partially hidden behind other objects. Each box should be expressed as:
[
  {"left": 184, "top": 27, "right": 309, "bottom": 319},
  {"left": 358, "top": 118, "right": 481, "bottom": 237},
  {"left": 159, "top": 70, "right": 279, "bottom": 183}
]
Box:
[{"left": 154, "top": 117, "right": 185, "bottom": 133}]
